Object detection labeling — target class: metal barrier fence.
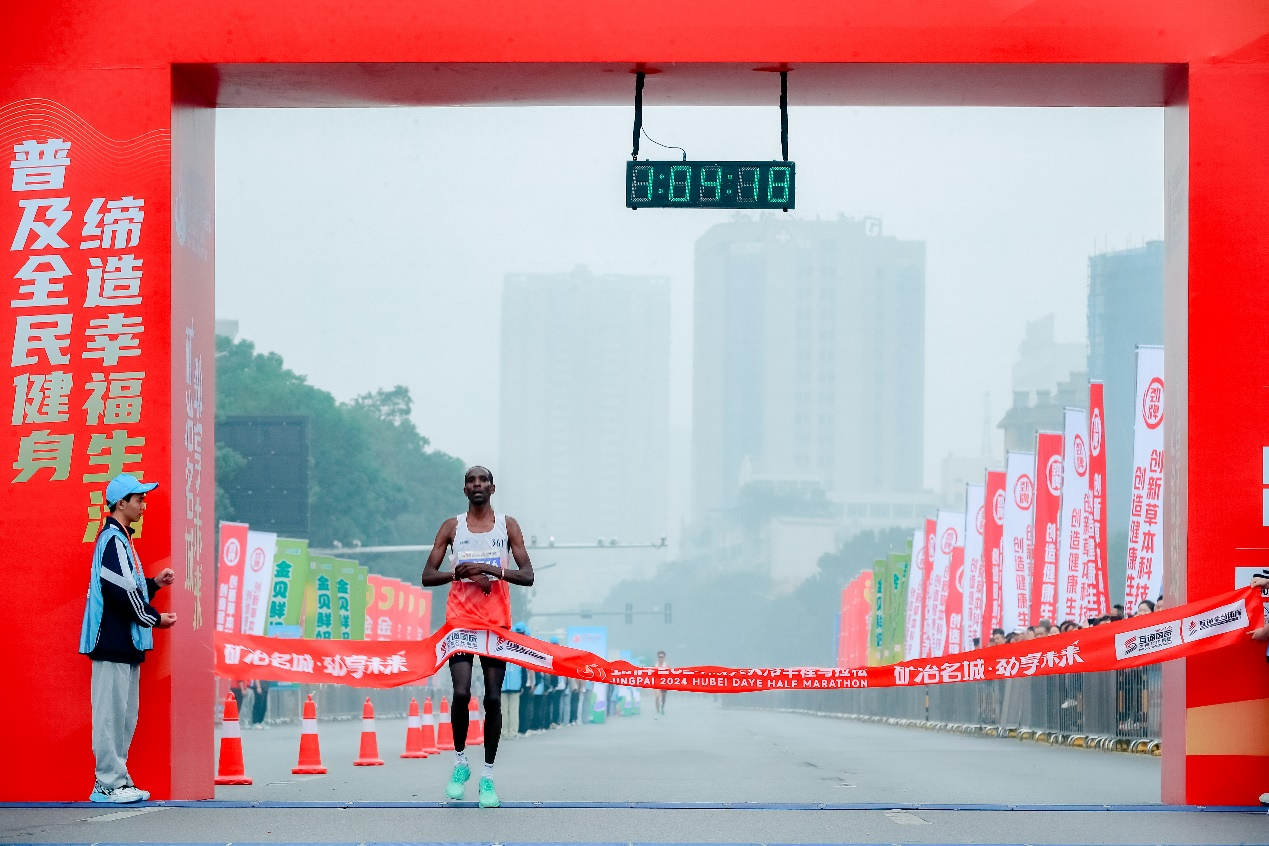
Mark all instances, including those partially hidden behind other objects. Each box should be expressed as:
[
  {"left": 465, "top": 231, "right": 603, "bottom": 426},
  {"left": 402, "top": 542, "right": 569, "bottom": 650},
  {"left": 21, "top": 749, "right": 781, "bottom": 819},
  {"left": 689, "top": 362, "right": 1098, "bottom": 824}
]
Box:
[{"left": 724, "top": 666, "right": 1162, "bottom": 751}]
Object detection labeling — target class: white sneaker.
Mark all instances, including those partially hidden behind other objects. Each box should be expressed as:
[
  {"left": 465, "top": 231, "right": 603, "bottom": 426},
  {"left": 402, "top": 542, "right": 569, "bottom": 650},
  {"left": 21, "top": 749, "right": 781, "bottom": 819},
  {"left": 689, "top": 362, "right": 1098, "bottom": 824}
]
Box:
[
  {"left": 1260, "top": 791, "right": 1269, "bottom": 805},
  {"left": 125, "top": 783, "right": 150, "bottom": 801},
  {"left": 109, "top": 785, "right": 146, "bottom": 804}
]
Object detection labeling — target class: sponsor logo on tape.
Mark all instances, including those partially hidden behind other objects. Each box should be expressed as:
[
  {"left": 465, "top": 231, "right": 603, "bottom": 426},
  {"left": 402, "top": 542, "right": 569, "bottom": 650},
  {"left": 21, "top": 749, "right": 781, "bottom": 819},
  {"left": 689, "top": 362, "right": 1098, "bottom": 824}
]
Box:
[
  {"left": 1182, "top": 599, "right": 1248, "bottom": 643},
  {"left": 435, "top": 628, "right": 487, "bottom": 664},
  {"left": 1115, "top": 619, "right": 1182, "bottom": 659},
  {"left": 488, "top": 632, "right": 554, "bottom": 669}
]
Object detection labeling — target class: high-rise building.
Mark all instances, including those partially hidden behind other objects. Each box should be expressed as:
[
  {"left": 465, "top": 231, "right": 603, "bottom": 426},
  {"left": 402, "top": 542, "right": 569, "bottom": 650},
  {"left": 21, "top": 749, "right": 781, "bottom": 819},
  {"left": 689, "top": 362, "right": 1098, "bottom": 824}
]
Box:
[
  {"left": 692, "top": 215, "right": 926, "bottom": 528},
  {"left": 1087, "top": 240, "right": 1164, "bottom": 580},
  {"left": 498, "top": 266, "right": 671, "bottom": 601}
]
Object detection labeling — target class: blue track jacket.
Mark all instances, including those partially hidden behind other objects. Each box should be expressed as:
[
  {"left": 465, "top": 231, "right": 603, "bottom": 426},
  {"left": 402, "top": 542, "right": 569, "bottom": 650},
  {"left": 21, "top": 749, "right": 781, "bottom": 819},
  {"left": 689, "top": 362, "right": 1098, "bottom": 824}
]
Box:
[{"left": 79, "top": 517, "right": 163, "bottom": 664}]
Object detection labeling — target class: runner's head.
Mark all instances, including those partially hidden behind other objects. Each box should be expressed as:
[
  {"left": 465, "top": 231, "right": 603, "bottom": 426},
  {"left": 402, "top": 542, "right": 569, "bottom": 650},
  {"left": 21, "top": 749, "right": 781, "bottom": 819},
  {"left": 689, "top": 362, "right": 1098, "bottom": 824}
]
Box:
[{"left": 463, "top": 465, "right": 495, "bottom": 505}]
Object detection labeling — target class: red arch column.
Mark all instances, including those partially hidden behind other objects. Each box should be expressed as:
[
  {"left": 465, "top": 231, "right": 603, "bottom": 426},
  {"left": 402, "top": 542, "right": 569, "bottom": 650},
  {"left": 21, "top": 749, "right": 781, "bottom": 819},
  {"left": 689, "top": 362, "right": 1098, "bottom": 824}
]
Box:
[
  {"left": 1163, "top": 59, "right": 1269, "bottom": 806},
  {"left": 0, "top": 66, "right": 215, "bottom": 801}
]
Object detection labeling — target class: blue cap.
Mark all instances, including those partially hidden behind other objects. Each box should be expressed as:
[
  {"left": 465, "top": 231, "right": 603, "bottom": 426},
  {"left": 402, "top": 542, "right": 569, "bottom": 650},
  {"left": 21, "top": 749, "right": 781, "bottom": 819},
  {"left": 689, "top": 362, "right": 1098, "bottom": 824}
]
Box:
[
  {"left": 549, "top": 636, "right": 560, "bottom": 645},
  {"left": 512, "top": 621, "right": 528, "bottom": 634},
  {"left": 105, "top": 473, "right": 158, "bottom": 506}
]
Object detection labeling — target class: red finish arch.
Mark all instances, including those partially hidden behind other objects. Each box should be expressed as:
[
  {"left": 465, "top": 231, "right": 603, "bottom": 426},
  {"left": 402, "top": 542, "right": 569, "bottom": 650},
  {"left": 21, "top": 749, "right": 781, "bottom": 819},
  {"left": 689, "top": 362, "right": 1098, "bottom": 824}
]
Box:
[{"left": 2, "top": 0, "right": 1268, "bottom": 804}]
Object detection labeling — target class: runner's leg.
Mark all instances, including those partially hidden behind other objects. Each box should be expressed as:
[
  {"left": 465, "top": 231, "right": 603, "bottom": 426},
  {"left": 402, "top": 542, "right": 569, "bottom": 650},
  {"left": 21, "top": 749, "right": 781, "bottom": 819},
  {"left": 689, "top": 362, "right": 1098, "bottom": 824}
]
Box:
[
  {"left": 449, "top": 653, "right": 473, "bottom": 751},
  {"left": 479, "top": 656, "right": 506, "bottom": 765}
]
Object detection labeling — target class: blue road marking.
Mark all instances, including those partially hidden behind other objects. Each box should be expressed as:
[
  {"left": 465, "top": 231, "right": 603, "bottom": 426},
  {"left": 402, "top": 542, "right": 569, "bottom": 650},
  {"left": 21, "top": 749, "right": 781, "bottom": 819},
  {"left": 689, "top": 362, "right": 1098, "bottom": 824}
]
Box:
[{"left": 3, "top": 800, "right": 1266, "bottom": 812}]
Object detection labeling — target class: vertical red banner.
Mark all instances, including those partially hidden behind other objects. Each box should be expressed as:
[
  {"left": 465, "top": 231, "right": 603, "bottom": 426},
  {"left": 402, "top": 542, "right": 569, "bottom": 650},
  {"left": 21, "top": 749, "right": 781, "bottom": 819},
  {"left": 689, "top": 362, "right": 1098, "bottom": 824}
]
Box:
[
  {"left": 215, "top": 522, "right": 248, "bottom": 633},
  {"left": 1032, "top": 431, "right": 1063, "bottom": 623},
  {"left": 920, "top": 517, "right": 936, "bottom": 657},
  {"left": 983, "top": 470, "right": 1006, "bottom": 641},
  {"left": 1085, "top": 381, "right": 1110, "bottom": 618},
  {"left": 944, "top": 546, "right": 964, "bottom": 655}
]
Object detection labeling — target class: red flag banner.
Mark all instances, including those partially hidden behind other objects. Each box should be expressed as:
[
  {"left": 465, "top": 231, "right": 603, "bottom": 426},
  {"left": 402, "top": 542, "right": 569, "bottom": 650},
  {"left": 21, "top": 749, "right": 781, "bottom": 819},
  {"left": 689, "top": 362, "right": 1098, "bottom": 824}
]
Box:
[{"left": 216, "top": 587, "right": 1264, "bottom": 692}]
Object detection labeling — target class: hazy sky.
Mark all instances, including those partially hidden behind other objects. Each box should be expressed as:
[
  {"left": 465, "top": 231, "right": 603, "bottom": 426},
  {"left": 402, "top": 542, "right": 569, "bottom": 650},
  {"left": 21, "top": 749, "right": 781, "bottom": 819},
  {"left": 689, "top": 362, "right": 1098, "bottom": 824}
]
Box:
[{"left": 216, "top": 105, "right": 1162, "bottom": 495}]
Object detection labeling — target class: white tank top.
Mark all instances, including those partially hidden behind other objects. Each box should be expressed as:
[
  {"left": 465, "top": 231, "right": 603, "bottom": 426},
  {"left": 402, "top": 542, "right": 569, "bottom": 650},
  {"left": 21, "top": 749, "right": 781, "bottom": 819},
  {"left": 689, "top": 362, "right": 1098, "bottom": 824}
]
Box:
[{"left": 451, "top": 512, "right": 508, "bottom": 571}]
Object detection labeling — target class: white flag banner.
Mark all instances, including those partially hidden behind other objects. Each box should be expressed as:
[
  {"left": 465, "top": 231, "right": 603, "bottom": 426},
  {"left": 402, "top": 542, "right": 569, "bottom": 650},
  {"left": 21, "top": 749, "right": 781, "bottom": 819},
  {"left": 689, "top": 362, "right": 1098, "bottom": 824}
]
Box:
[
  {"left": 1125, "top": 345, "right": 1165, "bottom": 610},
  {"left": 904, "top": 526, "right": 926, "bottom": 661},
  {"left": 928, "top": 510, "right": 964, "bottom": 658},
  {"left": 1002, "top": 451, "right": 1036, "bottom": 633},
  {"left": 240, "top": 529, "right": 278, "bottom": 635},
  {"left": 1056, "top": 407, "right": 1090, "bottom": 625},
  {"left": 962, "top": 483, "right": 987, "bottom": 651}
]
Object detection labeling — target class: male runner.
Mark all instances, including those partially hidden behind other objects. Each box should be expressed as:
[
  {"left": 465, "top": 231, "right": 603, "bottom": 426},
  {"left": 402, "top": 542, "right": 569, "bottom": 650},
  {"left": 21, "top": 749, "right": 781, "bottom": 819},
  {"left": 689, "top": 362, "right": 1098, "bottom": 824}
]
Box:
[{"left": 422, "top": 466, "right": 534, "bottom": 808}]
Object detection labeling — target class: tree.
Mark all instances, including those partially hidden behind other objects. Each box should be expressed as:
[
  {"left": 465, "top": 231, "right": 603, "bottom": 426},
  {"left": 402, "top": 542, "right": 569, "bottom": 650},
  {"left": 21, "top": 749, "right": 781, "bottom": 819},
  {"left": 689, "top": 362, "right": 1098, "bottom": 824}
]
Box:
[{"left": 215, "top": 335, "right": 468, "bottom": 587}]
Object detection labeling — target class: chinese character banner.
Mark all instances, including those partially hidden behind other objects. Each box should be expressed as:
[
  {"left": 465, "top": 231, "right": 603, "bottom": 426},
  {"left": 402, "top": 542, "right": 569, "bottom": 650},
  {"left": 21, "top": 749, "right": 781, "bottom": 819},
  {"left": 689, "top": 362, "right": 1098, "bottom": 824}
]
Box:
[{"left": 215, "top": 586, "right": 1264, "bottom": 691}]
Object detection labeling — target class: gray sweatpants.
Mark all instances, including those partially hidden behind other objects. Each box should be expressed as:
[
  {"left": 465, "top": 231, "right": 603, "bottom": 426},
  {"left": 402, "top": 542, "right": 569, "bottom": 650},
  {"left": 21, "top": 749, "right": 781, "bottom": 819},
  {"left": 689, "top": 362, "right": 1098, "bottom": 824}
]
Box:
[{"left": 91, "top": 660, "right": 140, "bottom": 789}]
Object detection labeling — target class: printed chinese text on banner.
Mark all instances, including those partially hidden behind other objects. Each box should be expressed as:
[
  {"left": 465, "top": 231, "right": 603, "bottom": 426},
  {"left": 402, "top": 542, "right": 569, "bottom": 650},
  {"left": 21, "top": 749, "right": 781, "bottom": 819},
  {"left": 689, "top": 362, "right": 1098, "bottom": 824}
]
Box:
[
  {"left": 1084, "top": 381, "right": 1110, "bottom": 619},
  {"left": 920, "top": 517, "right": 936, "bottom": 657},
  {"left": 885, "top": 549, "right": 909, "bottom": 663},
  {"left": 240, "top": 529, "right": 276, "bottom": 635},
  {"left": 962, "top": 483, "right": 986, "bottom": 651},
  {"left": 928, "top": 510, "right": 963, "bottom": 657},
  {"left": 215, "top": 522, "right": 248, "bottom": 634},
  {"left": 1002, "top": 451, "right": 1035, "bottom": 633},
  {"left": 1031, "top": 432, "right": 1062, "bottom": 624},
  {"left": 1056, "top": 408, "right": 1090, "bottom": 625},
  {"left": 869, "top": 558, "right": 887, "bottom": 666},
  {"left": 216, "top": 587, "right": 1265, "bottom": 692},
  {"left": 904, "top": 526, "right": 925, "bottom": 660},
  {"left": 944, "top": 544, "right": 965, "bottom": 655},
  {"left": 1125, "top": 345, "right": 1164, "bottom": 609},
  {"left": 983, "top": 470, "right": 1007, "bottom": 641},
  {"left": 267, "top": 537, "right": 309, "bottom": 631}
]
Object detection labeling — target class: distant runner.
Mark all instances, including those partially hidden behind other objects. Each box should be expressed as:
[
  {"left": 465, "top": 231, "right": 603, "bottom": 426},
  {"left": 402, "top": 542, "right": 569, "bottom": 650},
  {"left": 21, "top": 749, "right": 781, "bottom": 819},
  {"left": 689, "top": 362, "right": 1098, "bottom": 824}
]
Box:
[
  {"left": 421, "top": 466, "right": 534, "bottom": 808},
  {"left": 654, "top": 650, "right": 669, "bottom": 717}
]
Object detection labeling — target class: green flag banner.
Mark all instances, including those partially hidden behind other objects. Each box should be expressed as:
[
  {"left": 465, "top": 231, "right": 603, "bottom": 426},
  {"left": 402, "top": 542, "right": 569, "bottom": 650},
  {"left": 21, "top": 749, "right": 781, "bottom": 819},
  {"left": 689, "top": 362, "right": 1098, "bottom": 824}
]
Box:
[{"left": 267, "top": 537, "right": 310, "bottom": 630}]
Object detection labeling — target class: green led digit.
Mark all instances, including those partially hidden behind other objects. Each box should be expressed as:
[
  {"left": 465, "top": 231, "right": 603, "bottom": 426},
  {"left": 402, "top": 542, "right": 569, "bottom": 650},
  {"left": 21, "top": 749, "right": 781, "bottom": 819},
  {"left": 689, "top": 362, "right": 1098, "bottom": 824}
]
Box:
[
  {"left": 700, "top": 166, "right": 721, "bottom": 202},
  {"left": 631, "top": 165, "right": 654, "bottom": 203},
  {"left": 767, "top": 166, "right": 791, "bottom": 204},
  {"left": 669, "top": 165, "right": 691, "bottom": 202},
  {"left": 738, "top": 166, "right": 759, "bottom": 202}
]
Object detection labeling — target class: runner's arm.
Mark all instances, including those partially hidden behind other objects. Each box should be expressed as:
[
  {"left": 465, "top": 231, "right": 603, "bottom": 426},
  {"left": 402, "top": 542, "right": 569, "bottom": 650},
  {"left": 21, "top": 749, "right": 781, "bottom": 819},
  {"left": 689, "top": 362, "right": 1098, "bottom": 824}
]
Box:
[
  {"left": 499, "top": 517, "right": 535, "bottom": 586},
  {"left": 420, "top": 518, "right": 459, "bottom": 586}
]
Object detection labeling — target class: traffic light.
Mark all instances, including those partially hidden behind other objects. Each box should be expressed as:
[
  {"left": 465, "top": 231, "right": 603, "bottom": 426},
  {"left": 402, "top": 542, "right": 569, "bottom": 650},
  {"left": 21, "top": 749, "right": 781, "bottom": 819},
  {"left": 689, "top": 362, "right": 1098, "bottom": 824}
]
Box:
[
  {"left": 664, "top": 602, "right": 673, "bottom": 624},
  {"left": 625, "top": 602, "right": 633, "bottom": 624}
]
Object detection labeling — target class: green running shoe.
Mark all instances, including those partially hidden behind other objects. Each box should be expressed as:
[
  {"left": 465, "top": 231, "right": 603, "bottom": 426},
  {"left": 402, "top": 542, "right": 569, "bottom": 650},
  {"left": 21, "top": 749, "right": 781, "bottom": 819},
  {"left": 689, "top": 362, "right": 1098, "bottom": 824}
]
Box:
[
  {"left": 478, "top": 776, "right": 500, "bottom": 808},
  {"left": 445, "top": 763, "right": 471, "bottom": 800}
]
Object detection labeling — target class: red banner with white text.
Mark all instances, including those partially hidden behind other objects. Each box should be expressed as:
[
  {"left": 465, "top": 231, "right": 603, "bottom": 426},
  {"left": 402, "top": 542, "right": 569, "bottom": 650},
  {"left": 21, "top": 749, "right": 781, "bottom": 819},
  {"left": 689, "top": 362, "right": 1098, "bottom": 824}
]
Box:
[{"left": 216, "top": 587, "right": 1264, "bottom": 692}]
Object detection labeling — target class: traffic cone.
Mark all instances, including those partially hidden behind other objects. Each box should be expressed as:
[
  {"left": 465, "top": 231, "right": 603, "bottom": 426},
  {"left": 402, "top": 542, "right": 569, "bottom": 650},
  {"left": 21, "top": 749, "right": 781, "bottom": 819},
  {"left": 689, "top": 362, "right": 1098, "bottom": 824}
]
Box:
[
  {"left": 420, "top": 697, "right": 440, "bottom": 754},
  {"left": 401, "top": 697, "right": 429, "bottom": 758},
  {"left": 215, "top": 694, "right": 252, "bottom": 785},
  {"left": 468, "top": 695, "right": 484, "bottom": 746},
  {"left": 354, "top": 697, "right": 385, "bottom": 766},
  {"left": 292, "top": 693, "right": 328, "bottom": 774},
  {"left": 437, "top": 696, "right": 455, "bottom": 751}
]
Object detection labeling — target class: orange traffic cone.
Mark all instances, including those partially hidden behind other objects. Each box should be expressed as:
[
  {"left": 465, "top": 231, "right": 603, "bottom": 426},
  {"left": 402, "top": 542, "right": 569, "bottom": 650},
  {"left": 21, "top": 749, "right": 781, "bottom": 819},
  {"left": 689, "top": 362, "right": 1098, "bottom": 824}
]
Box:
[
  {"left": 401, "top": 697, "right": 429, "bottom": 758},
  {"left": 354, "top": 697, "right": 385, "bottom": 766},
  {"left": 468, "top": 695, "right": 484, "bottom": 746},
  {"left": 292, "top": 693, "right": 328, "bottom": 774},
  {"left": 215, "top": 694, "right": 252, "bottom": 785},
  {"left": 420, "top": 696, "right": 440, "bottom": 755},
  {"left": 437, "top": 696, "right": 455, "bottom": 751}
]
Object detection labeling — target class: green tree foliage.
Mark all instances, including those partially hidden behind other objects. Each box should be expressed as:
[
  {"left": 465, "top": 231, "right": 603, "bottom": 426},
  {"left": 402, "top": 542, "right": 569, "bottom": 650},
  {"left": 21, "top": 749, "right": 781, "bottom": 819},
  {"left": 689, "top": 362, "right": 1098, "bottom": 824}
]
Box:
[
  {"left": 599, "top": 526, "right": 914, "bottom": 668},
  {"left": 215, "top": 335, "right": 467, "bottom": 585}
]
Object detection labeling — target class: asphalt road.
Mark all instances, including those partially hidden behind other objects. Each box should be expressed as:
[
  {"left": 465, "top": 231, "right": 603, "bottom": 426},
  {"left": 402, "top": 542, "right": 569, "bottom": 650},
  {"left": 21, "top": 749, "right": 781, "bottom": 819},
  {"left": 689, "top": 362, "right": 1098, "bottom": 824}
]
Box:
[{"left": 2, "top": 695, "right": 1266, "bottom": 845}]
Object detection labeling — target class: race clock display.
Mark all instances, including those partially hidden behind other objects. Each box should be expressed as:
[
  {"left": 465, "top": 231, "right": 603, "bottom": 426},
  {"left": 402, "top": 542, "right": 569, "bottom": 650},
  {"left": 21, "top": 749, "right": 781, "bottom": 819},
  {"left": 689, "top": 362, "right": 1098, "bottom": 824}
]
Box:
[{"left": 625, "top": 161, "right": 796, "bottom": 210}]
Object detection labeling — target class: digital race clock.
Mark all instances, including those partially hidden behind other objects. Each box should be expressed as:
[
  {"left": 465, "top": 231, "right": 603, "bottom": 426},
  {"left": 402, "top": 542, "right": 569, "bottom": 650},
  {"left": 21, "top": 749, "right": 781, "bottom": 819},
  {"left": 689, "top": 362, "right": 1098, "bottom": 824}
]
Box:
[{"left": 625, "top": 160, "right": 796, "bottom": 210}]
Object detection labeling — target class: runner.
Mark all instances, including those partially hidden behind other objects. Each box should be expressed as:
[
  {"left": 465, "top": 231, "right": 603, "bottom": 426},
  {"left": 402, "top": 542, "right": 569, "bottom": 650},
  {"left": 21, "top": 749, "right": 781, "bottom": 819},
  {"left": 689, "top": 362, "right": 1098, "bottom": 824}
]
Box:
[
  {"left": 654, "top": 650, "right": 669, "bottom": 717},
  {"left": 421, "top": 465, "right": 534, "bottom": 808}
]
